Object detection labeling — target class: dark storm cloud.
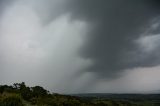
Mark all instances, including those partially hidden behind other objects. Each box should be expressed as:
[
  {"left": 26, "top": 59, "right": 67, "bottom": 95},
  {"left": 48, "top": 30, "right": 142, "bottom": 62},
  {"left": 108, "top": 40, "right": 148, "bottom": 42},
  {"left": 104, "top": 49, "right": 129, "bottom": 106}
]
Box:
[
  {"left": 65, "top": 0, "right": 160, "bottom": 78},
  {"left": 1, "top": 0, "right": 160, "bottom": 93}
]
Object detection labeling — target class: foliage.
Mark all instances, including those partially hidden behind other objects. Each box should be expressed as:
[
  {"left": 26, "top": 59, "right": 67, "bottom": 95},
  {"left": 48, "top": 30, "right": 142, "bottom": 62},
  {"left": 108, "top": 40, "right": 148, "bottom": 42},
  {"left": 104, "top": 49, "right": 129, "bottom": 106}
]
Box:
[
  {"left": 0, "top": 82, "right": 160, "bottom": 106},
  {"left": 31, "top": 86, "right": 47, "bottom": 97},
  {"left": 0, "top": 93, "right": 24, "bottom": 106}
]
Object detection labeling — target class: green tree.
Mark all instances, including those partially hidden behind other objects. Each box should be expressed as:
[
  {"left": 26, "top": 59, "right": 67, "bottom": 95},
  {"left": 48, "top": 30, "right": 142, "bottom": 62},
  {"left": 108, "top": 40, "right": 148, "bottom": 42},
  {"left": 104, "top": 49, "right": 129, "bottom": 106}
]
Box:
[{"left": 31, "top": 86, "right": 47, "bottom": 97}]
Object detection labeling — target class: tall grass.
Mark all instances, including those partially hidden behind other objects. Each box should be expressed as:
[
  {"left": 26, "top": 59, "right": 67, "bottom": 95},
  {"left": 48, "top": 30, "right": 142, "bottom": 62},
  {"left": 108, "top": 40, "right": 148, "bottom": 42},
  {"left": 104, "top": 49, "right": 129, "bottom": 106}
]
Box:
[{"left": 0, "top": 93, "right": 24, "bottom": 106}]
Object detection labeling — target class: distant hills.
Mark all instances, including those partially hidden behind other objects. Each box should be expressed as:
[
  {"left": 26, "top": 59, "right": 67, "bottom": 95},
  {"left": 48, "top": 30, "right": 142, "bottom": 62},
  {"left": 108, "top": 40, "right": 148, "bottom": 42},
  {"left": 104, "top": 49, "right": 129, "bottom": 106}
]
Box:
[{"left": 72, "top": 93, "right": 160, "bottom": 99}]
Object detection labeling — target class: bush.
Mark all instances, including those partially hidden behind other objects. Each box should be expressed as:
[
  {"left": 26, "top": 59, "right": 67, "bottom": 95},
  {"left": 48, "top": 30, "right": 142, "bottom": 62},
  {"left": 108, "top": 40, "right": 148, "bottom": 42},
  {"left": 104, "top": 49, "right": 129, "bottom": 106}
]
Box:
[{"left": 0, "top": 93, "right": 24, "bottom": 106}]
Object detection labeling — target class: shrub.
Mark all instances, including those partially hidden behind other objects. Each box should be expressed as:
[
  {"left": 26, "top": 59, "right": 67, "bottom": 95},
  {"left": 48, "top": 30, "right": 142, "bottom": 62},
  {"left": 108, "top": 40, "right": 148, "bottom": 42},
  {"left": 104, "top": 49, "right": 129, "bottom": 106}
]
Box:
[{"left": 1, "top": 93, "right": 24, "bottom": 106}]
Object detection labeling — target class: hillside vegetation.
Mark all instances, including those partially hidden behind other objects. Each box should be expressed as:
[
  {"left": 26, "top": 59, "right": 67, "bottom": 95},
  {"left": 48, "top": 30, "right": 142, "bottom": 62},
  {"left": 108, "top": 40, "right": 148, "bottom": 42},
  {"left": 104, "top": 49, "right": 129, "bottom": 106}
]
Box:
[{"left": 0, "top": 82, "right": 159, "bottom": 106}]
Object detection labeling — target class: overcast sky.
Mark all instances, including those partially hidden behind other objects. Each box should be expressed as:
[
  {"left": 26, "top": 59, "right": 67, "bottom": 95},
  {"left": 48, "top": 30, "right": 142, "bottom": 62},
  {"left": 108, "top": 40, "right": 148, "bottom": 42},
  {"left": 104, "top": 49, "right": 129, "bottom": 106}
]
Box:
[{"left": 1, "top": 0, "right": 160, "bottom": 94}]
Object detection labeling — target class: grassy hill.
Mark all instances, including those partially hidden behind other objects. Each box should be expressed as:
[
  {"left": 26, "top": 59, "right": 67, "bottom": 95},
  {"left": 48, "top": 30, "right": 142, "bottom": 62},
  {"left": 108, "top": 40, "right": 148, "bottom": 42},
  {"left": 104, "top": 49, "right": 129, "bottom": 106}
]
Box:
[{"left": 0, "top": 82, "right": 160, "bottom": 106}]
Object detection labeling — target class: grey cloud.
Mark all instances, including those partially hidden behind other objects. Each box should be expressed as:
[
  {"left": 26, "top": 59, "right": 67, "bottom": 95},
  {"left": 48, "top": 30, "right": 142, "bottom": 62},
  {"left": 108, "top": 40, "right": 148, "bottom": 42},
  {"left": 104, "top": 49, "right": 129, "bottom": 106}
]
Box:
[
  {"left": 0, "top": 0, "right": 14, "bottom": 18},
  {"left": 64, "top": 0, "right": 160, "bottom": 78},
  {"left": 1, "top": 0, "right": 160, "bottom": 93}
]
